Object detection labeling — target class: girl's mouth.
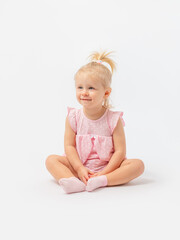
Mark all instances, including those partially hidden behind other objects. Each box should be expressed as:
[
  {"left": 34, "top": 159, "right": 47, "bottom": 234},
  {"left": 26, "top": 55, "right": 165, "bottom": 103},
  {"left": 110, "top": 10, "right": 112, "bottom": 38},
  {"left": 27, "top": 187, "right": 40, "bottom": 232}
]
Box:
[{"left": 81, "top": 99, "right": 91, "bottom": 101}]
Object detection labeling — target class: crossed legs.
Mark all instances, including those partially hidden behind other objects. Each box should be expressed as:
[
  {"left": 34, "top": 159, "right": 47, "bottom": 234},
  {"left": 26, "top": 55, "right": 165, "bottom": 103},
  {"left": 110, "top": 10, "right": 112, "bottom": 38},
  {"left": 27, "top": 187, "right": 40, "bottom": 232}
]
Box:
[{"left": 45, "top": 155, "right": 144, "bottom": 189}]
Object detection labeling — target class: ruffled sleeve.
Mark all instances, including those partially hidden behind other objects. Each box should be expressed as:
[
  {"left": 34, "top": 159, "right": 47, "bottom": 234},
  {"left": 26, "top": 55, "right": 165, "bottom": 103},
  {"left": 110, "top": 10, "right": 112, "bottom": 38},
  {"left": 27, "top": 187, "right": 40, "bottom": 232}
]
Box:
[
  {"left": 67, "top": 107, "right": 77, "bottom": 133},
  {"left": 108, "top": 110, "right": 125, "bottom": 134}
]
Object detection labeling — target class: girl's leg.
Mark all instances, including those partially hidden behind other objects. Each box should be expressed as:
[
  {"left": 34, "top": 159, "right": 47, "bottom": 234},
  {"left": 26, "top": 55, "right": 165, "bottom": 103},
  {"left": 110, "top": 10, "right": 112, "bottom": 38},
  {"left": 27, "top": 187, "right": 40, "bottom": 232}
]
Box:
[
  {"left": 45, "top": 155, "right": 85, "bottom": 194},
  {"left": 105, "top": 159, "right": 145, "bottom": 186},
  {"left": 45, "top": 154, "right": 79, "bottom": 181}
]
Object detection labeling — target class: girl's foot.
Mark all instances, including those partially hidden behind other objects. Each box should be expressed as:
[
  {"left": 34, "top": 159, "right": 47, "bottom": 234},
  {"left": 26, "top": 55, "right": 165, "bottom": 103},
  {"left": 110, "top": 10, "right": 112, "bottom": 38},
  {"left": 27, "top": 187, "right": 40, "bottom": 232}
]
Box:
[
  {"left": 58, "top": 177, "right": 86, "bottom": 194},
  {"left": 86, "top": 175, "right": 107, "bottom": 192}
]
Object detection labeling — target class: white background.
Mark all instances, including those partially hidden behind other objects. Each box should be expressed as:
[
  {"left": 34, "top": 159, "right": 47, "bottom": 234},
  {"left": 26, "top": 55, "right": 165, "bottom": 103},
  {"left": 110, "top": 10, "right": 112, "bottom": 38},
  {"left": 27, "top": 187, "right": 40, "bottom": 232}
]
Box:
[{"left": 0, "top": 0, "right": 180, "bottom": 239}]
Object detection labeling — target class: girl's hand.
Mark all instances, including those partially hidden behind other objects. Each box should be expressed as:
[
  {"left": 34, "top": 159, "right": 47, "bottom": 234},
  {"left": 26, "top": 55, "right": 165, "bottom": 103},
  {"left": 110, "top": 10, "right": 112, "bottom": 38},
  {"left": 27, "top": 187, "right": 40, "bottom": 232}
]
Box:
[
  {"left": 77, "top": 166, "right": 94, "bottom": 185},
  {"left": 89, "top": 171, "right": 103, "bottom": 178}
]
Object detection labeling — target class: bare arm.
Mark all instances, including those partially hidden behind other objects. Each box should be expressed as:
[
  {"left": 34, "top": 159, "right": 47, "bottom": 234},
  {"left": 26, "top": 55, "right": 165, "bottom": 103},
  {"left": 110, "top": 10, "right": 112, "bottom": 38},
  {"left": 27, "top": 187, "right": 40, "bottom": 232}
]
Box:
[
  {"left": 64, "top": 116, "right": 83, "bottom": 172},
  {"left": 64, "top": 116, "right": 94, "bottom": 184},
  {"left": 100, "top": 118, "right": 126, "bottom": 174}
]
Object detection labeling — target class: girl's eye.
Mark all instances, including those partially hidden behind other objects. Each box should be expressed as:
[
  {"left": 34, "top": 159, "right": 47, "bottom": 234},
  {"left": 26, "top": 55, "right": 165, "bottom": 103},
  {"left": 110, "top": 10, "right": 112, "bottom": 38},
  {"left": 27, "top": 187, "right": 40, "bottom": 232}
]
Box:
[{"left": 77, "top": 87, "right": 94, "bottom": 90}]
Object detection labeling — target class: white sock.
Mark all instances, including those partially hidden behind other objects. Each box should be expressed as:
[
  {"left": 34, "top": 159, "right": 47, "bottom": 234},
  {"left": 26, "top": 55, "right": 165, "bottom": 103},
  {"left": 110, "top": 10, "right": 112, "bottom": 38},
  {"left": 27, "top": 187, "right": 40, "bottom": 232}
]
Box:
[
  {"left": 86, "top": 175, "right": 108, "bottom": 192},
  {"left": 58, "top": 177, "right": 86, "bottom": 194}
]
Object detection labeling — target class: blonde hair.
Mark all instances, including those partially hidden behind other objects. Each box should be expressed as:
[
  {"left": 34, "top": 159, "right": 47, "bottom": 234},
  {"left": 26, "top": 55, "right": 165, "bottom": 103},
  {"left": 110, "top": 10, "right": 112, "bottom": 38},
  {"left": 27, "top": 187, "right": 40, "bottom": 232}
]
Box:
[{"left": 74, "top": 50, "right": 117, "bottom": 109}]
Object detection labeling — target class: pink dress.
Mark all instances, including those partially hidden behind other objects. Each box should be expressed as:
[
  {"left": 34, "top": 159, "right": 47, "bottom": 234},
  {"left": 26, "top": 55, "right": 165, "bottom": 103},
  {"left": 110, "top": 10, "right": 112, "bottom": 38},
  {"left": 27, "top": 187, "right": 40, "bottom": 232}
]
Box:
[{"left": 63, "top": 107, "right": 126, "bottom": 173}]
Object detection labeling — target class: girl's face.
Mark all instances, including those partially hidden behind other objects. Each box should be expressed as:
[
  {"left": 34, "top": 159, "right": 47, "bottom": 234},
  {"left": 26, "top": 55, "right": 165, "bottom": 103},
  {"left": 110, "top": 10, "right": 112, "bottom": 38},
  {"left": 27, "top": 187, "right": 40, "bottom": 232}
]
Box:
[{"left": 75, "top": 73, "right": 111, "bottom": 110}]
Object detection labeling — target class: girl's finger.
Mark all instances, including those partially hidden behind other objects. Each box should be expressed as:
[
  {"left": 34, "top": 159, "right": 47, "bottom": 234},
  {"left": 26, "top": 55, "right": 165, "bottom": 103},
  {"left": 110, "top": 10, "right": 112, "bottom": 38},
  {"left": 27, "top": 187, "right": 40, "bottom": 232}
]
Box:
[
  {"left": 90, "top": 175, "right": 95, "bottom": 178},
  {"left": 82, "top": 176, "right": 87, "bottom": 185},
  {"left": 86, "top": 174, "right": 90, "bottom": 180},
  {"left": 89, "top": 173, "right": 94, "bottom": 177}
]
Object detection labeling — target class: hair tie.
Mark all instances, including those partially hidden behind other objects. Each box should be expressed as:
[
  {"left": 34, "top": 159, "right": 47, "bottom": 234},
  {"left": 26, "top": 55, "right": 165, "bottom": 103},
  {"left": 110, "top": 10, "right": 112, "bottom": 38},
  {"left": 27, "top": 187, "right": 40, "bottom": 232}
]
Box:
[{"left": 92, "top": 60, "right": 102, "bottom": 64}]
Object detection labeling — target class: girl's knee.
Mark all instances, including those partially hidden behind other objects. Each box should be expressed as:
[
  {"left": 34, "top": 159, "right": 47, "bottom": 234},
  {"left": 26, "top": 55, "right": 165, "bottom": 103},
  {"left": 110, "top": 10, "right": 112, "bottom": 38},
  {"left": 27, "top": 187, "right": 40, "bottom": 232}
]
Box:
[
  {"left": 134, "top": 159, "right": 145, "bottom": 174},
  {"left": 45, "top": 154, "right": 57, "bottom": 169}
]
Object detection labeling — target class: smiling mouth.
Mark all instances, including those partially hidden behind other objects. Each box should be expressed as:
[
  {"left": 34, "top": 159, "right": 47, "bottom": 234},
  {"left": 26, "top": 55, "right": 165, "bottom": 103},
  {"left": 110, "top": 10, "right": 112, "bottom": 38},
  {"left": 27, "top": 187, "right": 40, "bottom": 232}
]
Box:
[{"left": 81, "top": 99, "right": 91, "bottom": 101}]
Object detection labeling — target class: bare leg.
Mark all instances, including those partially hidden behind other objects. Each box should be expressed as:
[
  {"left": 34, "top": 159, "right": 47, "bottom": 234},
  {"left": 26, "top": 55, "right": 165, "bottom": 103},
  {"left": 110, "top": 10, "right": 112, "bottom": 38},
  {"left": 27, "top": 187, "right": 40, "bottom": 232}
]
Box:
[
  {"left": 45, "top": 154, "right": 79, "bottom": 181},
  {"left": 105, "top": 159, "right": 145, "bottom": 186}
]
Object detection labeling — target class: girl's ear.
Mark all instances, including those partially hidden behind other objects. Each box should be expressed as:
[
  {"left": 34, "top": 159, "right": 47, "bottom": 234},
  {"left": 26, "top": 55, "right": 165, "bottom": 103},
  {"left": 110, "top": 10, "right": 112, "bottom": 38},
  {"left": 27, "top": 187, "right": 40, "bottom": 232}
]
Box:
[{"left": 104, "top": 88, "right": 112, "bottom": 98}]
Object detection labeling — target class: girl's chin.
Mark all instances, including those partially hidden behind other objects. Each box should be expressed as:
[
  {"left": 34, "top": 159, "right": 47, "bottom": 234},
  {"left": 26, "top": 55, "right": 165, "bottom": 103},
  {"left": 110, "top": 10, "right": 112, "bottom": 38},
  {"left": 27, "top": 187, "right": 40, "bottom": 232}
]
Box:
[
  {"left": 80, "top": 100, "right": 92, "bottom": 105},
  {"left": 81, "top": 104, "right": 93, "bottom": 109}
]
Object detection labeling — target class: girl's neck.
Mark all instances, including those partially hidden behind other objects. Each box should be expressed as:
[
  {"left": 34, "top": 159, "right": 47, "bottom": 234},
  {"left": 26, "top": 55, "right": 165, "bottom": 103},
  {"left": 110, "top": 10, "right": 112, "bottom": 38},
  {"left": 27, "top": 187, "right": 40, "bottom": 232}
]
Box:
[{"left": 83, "top": 106, "right": 107, "bottom": 120}]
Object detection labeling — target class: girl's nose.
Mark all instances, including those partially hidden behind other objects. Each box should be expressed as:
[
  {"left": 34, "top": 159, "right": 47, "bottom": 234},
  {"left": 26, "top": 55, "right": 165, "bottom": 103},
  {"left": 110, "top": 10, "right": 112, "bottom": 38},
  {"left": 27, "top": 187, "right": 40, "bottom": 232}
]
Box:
[{"left": 82, "top": 90, "right": 89, "bottom": 96}]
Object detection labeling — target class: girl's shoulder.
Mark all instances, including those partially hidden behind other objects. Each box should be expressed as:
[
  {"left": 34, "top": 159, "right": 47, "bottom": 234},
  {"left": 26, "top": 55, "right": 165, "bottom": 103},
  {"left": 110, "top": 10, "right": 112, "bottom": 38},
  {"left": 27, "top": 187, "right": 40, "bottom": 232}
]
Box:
[
  {"left": 107, "top": 109, "right": 125, "bottom": 134},
  {"left": 67, "top": 106, "right": 81, "bottom": 133},
  {"left": 107, "top": 109, "right": 125, "bottom": 121},
  {"left": 67, "top": 106, "right": 81, "bottom": 118}
]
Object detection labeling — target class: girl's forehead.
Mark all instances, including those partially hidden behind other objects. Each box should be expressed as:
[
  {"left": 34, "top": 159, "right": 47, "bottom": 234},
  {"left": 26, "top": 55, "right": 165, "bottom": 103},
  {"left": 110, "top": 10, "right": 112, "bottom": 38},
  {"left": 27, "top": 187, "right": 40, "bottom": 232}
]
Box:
[{"left": 75, "top": 74, "right": 102, "bottom": 86}]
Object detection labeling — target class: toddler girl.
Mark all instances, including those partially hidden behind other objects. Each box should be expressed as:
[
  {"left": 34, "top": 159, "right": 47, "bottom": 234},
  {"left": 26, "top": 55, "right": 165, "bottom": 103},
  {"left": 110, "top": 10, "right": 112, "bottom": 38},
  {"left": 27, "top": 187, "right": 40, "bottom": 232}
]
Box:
[{"left": 45, "top": 50, "right": 145, "bottom": 194}]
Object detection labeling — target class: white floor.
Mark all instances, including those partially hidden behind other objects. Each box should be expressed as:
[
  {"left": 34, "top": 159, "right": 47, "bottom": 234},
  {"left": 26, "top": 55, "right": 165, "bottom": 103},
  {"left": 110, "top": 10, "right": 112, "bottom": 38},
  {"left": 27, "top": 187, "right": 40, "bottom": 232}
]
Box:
[{"left": 1, "top": 154, "right": 179, "bottom": 240}]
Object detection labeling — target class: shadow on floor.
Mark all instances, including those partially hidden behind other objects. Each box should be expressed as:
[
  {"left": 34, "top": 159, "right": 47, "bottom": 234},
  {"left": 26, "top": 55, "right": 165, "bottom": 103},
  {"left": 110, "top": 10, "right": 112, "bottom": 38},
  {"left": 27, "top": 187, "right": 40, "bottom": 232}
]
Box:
[{"left": 124, "top": 177, "right": 156, "bottom": 186}]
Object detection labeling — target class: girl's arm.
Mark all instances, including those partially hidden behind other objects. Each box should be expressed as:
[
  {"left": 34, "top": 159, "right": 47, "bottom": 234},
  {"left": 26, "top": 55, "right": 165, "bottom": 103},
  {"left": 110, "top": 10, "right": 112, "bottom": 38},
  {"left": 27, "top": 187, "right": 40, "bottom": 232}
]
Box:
[
  {"left": 64, "top": 116, "right": 83, "bottom": 172},
  {"left": 100, "top": 118, "right": 126, "bottom": 174}
]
